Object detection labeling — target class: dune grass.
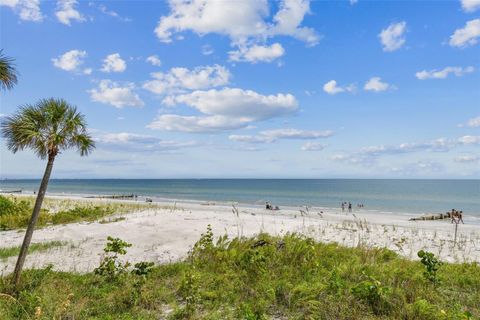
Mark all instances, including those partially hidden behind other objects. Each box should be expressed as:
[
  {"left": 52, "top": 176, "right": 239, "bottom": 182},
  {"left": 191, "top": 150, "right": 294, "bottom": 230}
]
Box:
[
  {"left": 0, "top": 241, "right": 66, "bottom": 261},
  {"left": 0, "top": 229, "right": 478, "bottom": 320},
  {"left": 0, "top": 195, "right": 170, "bottom": 231}
]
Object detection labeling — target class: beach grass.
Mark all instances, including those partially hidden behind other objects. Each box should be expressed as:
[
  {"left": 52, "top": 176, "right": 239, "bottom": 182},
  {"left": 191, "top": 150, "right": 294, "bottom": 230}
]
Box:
[
  {"left": 0, "top": 231, "right": 478, "bottom": 319},
  {"left": 0, "top": 195, "right": 170, "bottom": 230},
  {"left": 0, "top": 241, "right": 66, "bottom": 261}
]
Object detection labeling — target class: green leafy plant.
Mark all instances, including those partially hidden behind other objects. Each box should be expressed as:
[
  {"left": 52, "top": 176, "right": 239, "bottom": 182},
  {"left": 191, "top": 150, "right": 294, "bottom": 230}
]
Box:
[
  {"left": 418, "top": 250, "right": 443, "bottom": 286},
  {"left": 94, "top": 237, "right": 132, "bottom": 280},
  {"left": 131, "top": 261, "right": 155, "bottom": 277},
  {"left": 351, "top": 275, "right": 391, "bottom": 314}
]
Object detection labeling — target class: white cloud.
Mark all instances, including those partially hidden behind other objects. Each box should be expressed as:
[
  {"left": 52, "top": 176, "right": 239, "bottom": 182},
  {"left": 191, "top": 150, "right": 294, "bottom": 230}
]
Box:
[
  {"left": 163, "top": 88, "right": 298, "bottom": 121},
  {"left": 52, "top": 50, "right": 90, "bottom": 74},
  {"left": 95, "top": 131, "right": 197, "bottom": 152},
  {"left": 455, "top": 155, "right": 479, "bottom": 162},
  {"left": 147, "top": 114, "right": 247, "bottom": 133},
  {"left": 449, "top": 19, "right": 480, "bottom": 47},
  {"left": 0, "top": 0, "right": 43, "bottom": 22},
  {"left": 146, "top": 55, "right": 162, "bottom": 66},
  {"left": 415, "top": 66, "right": 474, "bottom": 80},
  {"left": 229, "top": 43, "right": 285, "bottom": 63},
  {"left": 364, "top": 77, "right": 393, "bottom": 92},
  {"left": 89, "top": 80, "right": 144, "bottom": 108},
  {"left": 459, "top": 116, "right": 480, "bottom": 128},
  {"left": 96, "top": 3, "right": 131, "bottom": 22},
  {"left": 301, "top": 142, "right": 327, "bottom": 151},
  {"left": 360, "top": 138, "right": 456, "bottom": 156},
  {"left": 154, "top": 0, "right": 318, "bottom": 46},
  {"left": 143, "top": 65, "right": 230, "bottom": 94},
  {"left": 229, "top": 128, "right": 333, "bottom": 143},
  {"left": 461, "top": 0, "right": 480, "bottom": 12},
  {"left": 379, "top": 21, "right": 407, "bottom": 52},
  {"left": 101, "top": 53, "right": 127, "bottom": 73},
  {"left": 323, "top": 80, "right": 356, "bottom": 95},
  {"left": 55, "top": 0, "right": 84, "bottom": 25},
  {"left": 202, "top": 45, "right": 214, "bottom": 55},
  {"left": 458, "top": 135, "right": 480, "bottom": 145},
  {"left": 149, "top": 88, "right": 298, "bottom": 132}
]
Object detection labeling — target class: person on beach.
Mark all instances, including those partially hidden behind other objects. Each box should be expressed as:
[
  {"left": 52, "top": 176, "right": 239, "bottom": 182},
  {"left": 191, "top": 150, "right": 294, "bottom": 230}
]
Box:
[
  {"left": 348, "top": 202, "right": 352, "bottom": 212},
  {"left": 458, "top": 211, "right": 464, "bottom": 224},
  {"left": 341, "top": 202, "right": 345, "bottom": 212}
]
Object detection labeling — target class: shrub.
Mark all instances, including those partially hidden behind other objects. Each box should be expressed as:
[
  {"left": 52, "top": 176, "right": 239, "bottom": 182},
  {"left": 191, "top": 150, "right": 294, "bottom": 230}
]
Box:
[
  {"left": 94, "top": 237, "right": 132, "bottom": 280},
  {"left": 418, "top": 250, "right": 443, "bottom": 286},
  {"left": 351, "top": 275, "right": 391, "bottom": 315}
]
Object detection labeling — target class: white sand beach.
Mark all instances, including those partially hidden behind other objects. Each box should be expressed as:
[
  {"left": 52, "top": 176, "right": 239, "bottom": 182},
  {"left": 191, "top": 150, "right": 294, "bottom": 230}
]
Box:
[{"left": 1, "top": 195, "right": 479, "bottom": 275}]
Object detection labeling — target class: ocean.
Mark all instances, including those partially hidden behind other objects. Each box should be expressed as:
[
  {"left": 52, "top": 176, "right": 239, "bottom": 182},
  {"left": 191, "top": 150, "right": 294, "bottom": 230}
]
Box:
[{"left": 1, "top": 179, "right": 479, "bottom": 218}]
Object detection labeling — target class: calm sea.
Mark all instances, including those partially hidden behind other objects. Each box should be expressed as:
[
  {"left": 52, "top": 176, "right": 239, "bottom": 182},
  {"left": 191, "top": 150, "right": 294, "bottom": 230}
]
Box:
[{"left": 1, "top": 179, "right": 479, "bottom": 218}]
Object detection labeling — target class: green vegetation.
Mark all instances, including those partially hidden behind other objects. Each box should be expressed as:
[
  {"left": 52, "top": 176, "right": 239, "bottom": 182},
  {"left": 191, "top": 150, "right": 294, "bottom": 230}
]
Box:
[
  {"left": 0, "top": 195, "right": 166, "bottom": 231},
  {"left": 1, "top": 228, "right": 478, "bottom": 319},
  {"left": 0, "top": 241, "right": 66, "bottom": 261}
]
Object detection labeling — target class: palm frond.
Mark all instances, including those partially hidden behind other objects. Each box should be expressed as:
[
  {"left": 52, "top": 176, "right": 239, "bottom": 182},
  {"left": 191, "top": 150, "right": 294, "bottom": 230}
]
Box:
[
  {"left": 0, "top": 49, "right": 18, "bottom": 91},
  {"left": 1, "top": 98, "right": 95, "bottom": 159}
]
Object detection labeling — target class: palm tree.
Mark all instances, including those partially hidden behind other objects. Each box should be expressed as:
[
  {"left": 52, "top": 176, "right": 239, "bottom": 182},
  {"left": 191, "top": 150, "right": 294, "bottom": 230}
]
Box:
[
  {"left": 0, "top": 49, "right": 18, "bottom": 90},
  {"left": 1, "top": 98, "right": 95, "bottom": 287}
]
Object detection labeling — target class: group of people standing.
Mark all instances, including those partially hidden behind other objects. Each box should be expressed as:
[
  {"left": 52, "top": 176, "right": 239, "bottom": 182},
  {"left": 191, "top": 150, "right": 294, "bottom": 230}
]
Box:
[
  {"left": 449, "top": 209, "right": 464, "bottom": 224},
  {"left": 341, "top": 202, "right": 352, "bottom": 212},
  {"left": 341, "top": 202, "right": 365, "bottom": 213}
]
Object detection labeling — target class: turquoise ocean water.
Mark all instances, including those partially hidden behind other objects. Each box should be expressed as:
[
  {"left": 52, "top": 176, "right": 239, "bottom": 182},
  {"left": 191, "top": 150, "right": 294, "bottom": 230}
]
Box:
[{"left": 1, "top": 179, "right": 479, "bottom": 219}]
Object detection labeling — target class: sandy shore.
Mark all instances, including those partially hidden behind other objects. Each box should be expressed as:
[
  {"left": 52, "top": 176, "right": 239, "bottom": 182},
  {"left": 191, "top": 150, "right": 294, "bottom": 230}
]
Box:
[{"left": 1, "top": 195, "right": 479, "bottom": 275}]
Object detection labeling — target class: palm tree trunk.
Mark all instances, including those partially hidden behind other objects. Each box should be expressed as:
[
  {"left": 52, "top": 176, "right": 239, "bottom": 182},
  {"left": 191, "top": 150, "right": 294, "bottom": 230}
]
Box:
[{"left": 12, "top": 154, "right": 55, "bottom": 288}]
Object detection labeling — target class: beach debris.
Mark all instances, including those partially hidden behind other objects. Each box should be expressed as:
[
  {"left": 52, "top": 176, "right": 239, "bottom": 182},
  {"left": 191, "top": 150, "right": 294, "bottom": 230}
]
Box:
[
  {"left": 0, "top": 189, "right": 22, "bottom": 193},
  {"left": 409, "top": 209, "right": 464, "bottom": 223},
  {"left": 86, "top": 194, "right": 136, "bottom": 200}
]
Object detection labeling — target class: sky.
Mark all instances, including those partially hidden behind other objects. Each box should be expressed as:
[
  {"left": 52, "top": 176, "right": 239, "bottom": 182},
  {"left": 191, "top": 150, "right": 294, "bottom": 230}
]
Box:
[{"left": 0, "top": 0, "right": 479, "bottom": 179}]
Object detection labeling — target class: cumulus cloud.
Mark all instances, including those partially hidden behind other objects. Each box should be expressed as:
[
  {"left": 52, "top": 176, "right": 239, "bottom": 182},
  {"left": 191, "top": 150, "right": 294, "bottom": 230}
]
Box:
[
  {"left": 301, "top": 142, "right": 327, "bottom": 151},
  {"left": 323, "top": 80, "right": 356, "bottom": 95},
  {"left": 163, "top": 88, "right": 298, "bottom": 121},
  {"left": 143, "top": 65, "right": 230, "bottom": 94},
  {"left": 149, "top": 88, "right": 298, "bottom": 132},
  {"left": 415, "top": 66, "right": 474, "bottom": 80},
  {"left": 449, "top": 19, "right": 480, "bottom": 47},
  {"left": 153, "top": 0, "right": 318, "bottom": 64},
  {"left": 379, "top": 21, "right": 406, "bottom": 52},
  {"left": 95, "top": 131, "right": 198, "bottom": 152},
  {"left": 55, "top": 0, "right": 84, "bottom": 25},
  {"left": 146, "top": 55, "right": 162, "bottom": 66},
  {"left": 101, "top": 53, "right": 127, "bottom": 73},
  {"left": 154, "top": 0, "right": 318, "bottom": 45},
  {"left": 0, "top": 0, "right": 43, "bottom": 22},
  {"left": 229, "top": 43, "right": 285, "bottom": 63},
  {"left": 52, "top": 50, "right": 90, "bottom": 74},
  {"left": 461, "top": 0, "right": 480, "bottom": 12},
  {"left": 229, "top": 128, "right": 333, "bottom": 143},
  {"left": 364, "top": 77, "right": 393, "bottom": 92},
  {"left": 89, "top": 80, "right": 144, "bottom": 108}
]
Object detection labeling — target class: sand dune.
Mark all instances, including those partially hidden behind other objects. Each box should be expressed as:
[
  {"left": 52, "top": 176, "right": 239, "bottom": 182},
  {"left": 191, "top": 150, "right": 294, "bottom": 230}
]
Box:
[{"left": 1, "top": 196, "right": 479, "bottom": 275}]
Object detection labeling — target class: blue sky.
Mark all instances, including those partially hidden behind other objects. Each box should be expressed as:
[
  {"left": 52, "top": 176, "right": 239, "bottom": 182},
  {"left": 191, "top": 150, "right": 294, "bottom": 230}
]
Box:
[{"left": 0, "top": 0, "right": 479, "bottom": 179}]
